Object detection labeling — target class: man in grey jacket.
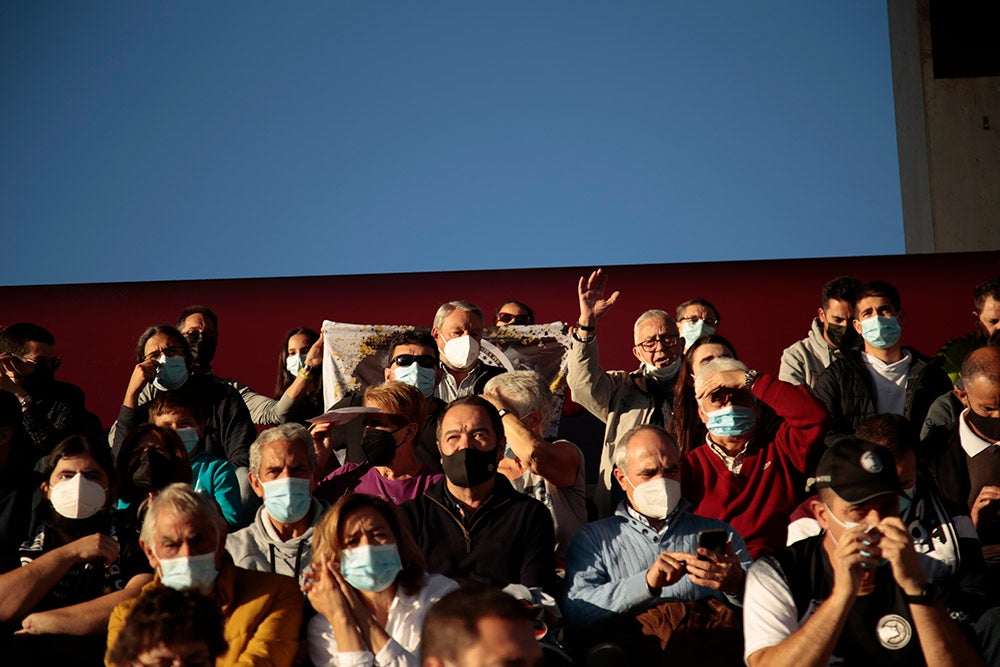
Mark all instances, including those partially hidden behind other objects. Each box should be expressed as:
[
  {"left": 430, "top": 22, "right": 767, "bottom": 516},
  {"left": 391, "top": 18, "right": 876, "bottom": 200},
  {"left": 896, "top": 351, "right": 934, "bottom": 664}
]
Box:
[
  {"left": 567, "top": 268, "right": 684, "bottom": 518},
  {"left": 226, "top": 423, "right": 326, "bottom": 583},
  {"left": 779, "top": 276, "right": 861, "bottom": 388}
]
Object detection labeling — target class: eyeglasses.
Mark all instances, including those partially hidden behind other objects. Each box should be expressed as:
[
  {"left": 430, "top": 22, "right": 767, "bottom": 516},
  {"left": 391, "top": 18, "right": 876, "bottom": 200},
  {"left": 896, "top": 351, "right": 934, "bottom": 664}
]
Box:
[
  {"left": 15, "top": 355, "right": 62, "bottom": 372},
  {"left": 496, "top": 312, "right": 532, "bottom": 325},
  {"left": 389, "top": 354, "right": 437, "bottom": 369},
  {"left": 143, "top": 346, "right": 185, "bottom": 363},
  {"left": 678, "top": 315, "right": 719, "bottom": 327},
  {"left": 636, "top": 335, "right": 679, "bottom": 352}
]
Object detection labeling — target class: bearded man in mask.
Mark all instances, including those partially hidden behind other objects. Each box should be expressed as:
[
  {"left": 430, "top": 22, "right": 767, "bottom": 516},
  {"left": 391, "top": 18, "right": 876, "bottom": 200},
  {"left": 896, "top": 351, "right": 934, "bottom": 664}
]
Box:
[
  {"left": 107, "top": 483, "right": 303, "bottom": 667},
  {"left": 564, "top": 424, "right": 751, "bottom": 660},
  {"left": 779, "top": 275, "right": 862, "bottom": 388},
  {"left": 681, "top": 357, "right": 828, "bottom": 558},
  {"left": 402, "top": 395, "right": 555, "bottom": 590},
  {"left": 430, "top": 301, "right": 505, "bottom": 403},
  {"left": 0, "top": 435, "right": 152, "bottom": 664},
  {"left": 567, "top": 268, "right": 685, "bottom": 518},
  {"left": 0, "top": 322, "right": 102, "bottom": 457}
]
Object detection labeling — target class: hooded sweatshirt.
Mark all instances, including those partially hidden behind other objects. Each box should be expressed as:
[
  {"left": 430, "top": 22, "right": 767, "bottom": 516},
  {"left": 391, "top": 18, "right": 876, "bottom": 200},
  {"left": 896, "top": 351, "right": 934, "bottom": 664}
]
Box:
[{"left": 226, "top": 497, "right": 326, "bottom": 583}]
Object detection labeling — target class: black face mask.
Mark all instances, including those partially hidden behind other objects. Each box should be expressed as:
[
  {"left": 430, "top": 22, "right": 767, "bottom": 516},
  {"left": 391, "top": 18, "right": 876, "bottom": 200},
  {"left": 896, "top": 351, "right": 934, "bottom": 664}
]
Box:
[
  {"left": 361, "top": 427, "right": 404, "bottom": 467},
  {"left": 129, "top": 449, "right": 184, "bottom": 500},
  {"left": 825, "top": 322, "right": 859, "bottom": 350},
  {"left": 183, "top": 331, "right": 218, "bottom": 366},
  {"left": 21, "top": 368, "right": 55, "bottom": 392},
  {"left": 968, "top": 410, "right": 1000, "bottom": 442},
  {"left": 440, "top": 447, "right": 498, "bottom": 488}
]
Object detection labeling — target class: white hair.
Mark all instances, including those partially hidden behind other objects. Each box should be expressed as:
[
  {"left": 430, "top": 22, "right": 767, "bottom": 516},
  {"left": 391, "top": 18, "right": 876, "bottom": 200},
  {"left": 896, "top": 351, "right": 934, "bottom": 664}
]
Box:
[
  {"left": 432, "top": 301, "right": 484, "bottom": 331},
  {"left": 632, "top": 309, "right": 674, "bottom": 343},
  {"left": 249, "top": 423, "right": 316, "bottom": 475},
  {"left": 693, "top": 356, "right": 749, "bottom": 396},
  {"left": 140, "top": 482, "right": 227, "bottom": 547},
  {"left": 613, "top": 424, "right": 678, "bottom": 473},
  {"left": 483, "top": 370, "right": 554, "bottom": 426}
]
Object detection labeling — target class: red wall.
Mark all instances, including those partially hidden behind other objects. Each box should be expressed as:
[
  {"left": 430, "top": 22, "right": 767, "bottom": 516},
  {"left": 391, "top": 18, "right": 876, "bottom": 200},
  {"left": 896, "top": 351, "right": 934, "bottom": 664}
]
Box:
[{"left": 2, "top": 251, "right": 998, "bottom": 428}]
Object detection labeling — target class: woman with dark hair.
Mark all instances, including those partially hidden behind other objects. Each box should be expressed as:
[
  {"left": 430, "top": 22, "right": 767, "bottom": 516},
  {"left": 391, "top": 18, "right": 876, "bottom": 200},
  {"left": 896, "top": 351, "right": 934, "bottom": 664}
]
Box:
[
  {"left": 115, "top": 424, "right": 192, "bottom": 510},
  {"left": 304, "top": 493, "right": 458, "bottom": 667},
  {"left": 271, "top": 327, "right": 325, "bottom": 424},
  {"left": 105, "top": 586, "right": 226, "bottom": 667},
  {"left": 0, "top": 435, "right": 152, "bottom": 664},
  {"left": 670, "top": 334, "right": 738, "bottom": 455}
]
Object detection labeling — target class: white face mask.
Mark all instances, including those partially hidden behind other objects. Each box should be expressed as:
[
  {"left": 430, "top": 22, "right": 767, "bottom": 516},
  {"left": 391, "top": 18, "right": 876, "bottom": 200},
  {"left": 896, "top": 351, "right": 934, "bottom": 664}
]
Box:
[
  {"left": 626, "top": 476, "right": 681, "bottom": 520},
  {"left": 643, "top": 356, "right": 682, "bottom": 382},
  {"left": 285, "top": 353, "right": 307, "bottom": 376},
  {"left": 50, "top": 472, "right": 107, "bottom": 519},
  {"left": 823, "top": 502, "right": 863, "bottom": 545},
  {"left": 442, "top": 335, "right": 480, "bottom": 370}
]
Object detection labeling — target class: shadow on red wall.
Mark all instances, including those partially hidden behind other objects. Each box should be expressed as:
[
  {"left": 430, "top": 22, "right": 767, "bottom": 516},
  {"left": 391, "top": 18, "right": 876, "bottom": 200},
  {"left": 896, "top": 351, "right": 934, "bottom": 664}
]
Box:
[{"left": 2, "top": 251, "right": 998, "bottom": 429}]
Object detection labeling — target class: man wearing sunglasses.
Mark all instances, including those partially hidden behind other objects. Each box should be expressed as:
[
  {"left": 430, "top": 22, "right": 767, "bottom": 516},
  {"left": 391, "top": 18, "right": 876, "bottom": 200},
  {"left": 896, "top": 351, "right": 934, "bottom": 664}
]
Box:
[
  {"left": 322, "top": 331, "right": 447, "bottom": 474},
  {"left": 0, "top": 322, "right": 101, "bottom": 456}
]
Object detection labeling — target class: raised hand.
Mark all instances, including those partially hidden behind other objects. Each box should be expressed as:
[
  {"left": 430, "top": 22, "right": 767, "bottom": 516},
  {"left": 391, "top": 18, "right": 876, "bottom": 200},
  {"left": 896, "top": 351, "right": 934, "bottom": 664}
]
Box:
[{"left": 577, "top": 268, "right": 620, "bottom": 328}]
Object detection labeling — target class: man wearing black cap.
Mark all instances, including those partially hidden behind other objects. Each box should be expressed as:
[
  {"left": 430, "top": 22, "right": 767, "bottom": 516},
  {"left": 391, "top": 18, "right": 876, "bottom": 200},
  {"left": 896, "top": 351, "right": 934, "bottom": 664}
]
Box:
[{"left": 743, "top": 439, "right": 984, "bottom": 667}]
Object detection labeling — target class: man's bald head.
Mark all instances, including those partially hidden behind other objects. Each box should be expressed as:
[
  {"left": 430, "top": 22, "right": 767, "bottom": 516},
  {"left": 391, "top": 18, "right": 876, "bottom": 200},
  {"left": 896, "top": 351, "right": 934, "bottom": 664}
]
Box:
[{"left": 961, "top": 346, "right": 1000, "bottom": 386}]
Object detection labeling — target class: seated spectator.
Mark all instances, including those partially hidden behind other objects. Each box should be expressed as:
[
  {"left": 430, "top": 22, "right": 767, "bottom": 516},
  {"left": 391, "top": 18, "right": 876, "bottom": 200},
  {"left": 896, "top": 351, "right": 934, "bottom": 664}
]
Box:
[
  {"left": 271, "top": 327, "right": 326, "bottom": 424},
  {"left": 779, "top": 275, "right": 862, "bottom": 387},
  {"left": 669, "top": 334, "right": 738, "bottom": 455},
  {"left": 316, "top": 382, "right": 442, "bottom": 506},
  {"left": 924, "top": 345, "right": 1000, "bottom": 592},
  {"left": 107, "top": 483, "right": 303, "bottom": 667},
  {"left": 114, "top": 424, "right": 192, "bottom": 536},
  {"left": 567, "top": 268, "right": 683, "bottom": 517},
  {"left": 320, "top": 331, "right": 446, "bottom": 476},
  {"left": 303, "top": 493, "right": 458, "bottom": 666},
  {"left": 421, "top": 587, "right": 542, "bottom": 667},
  {"left": 813, "top": 281, "right": 951, "bottom": 447},
  {"left": 111, "top": 325, "right": 255, "bottom": 473},
  {"left": 787, "top": 414, "right": 986, "bottom": 614},
  {"left": 431, "top": 301, "right": 505, "bottom": 402},
  {"left": 147, "top": 392, "right": 243, "bottom": 529},
  {"left": 0, "top": 436, "right": 152, "bottom": 665},
  {"left": 0, "top": 322, "right": 102, "bottom": 457},
  {"left": 563, "top": 424, "right": 751, "bottom": 660},
  {"left": 682, "top": 357, "right": 827, "bottom": 557},
  {"left": 0, "top": 392, "right": 38, "bottom": 573},
  {"left": 227, "top": 424, "right": 325, "bottom": 582},
  {"left": 743, "top": 439, "right": 988, "bottom": 667},
  {"left": 403, "top": 396, "right": 555, "bottom": 590},
  {"left": 676, "top": 297, "right": 721, "bottom": 351},
  {"left": 937, "top": 277, "right": 1000, "bottom": 385},
  {"left": 105, "top": 587, "right": 227, "bottom": 667},
  {"left": 494, "top": 300, "right": 535, "bottom": 326},
  {"left": 482, "top": 371, "right": 587, "bottom": 563}
]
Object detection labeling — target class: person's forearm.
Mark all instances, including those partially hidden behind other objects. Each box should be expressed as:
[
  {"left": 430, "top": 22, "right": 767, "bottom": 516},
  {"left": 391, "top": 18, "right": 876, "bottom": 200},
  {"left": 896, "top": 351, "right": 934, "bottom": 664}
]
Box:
[
  {"left": 910, "top": 603, "right": 986, "bottom": 667},
  {"left": 748, "top": 590, "right": 853, "bottom": 667},
  {"left": 0, "top": 544, "right": 79, "bottom": 621},
  {"left": 23, "top": 578, "right": 150, "bottom": 635}
]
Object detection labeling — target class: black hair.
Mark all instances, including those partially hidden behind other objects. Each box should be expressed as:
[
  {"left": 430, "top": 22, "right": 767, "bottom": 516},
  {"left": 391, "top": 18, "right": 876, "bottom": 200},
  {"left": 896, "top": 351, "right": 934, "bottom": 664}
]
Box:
[
  {"left": 974, "top": 277, "right": 1000, "bottom": 312},
  {"left": 853, "top": 281, "right": 901, "bottom": 313},
  {"left": 176, "top": 305, "right": 218, "bottom": 332},
  {"left": 0, "top": 322, "right": 55, "bottom": 355},
  {"left": 821, "top": 276, "right": 862, "bottom": 307},
  {"left": 134, "top": 325, "right": 191, "bottom": 364}
]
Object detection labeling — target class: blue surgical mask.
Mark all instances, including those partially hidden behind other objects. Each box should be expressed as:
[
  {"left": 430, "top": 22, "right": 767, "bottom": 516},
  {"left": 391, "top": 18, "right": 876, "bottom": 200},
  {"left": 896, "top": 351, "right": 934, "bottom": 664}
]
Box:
[
  {"left": 393, "top": 363, "right": 437, "bottom": 398},
  {"left": 175, "top": 427, "right": 200, "bottom": 454},
  {"left": 705, "top": 405, "right": 756, "bottom": 437},
  {"left": 158, "top": 551, "right": 219, "bottom": 591},
  {"left": 860, "top": 315, "right": 901, "bottom": 349},
  {"left": 153, "top": 354, "right": 189, "bottom": 391},
  {"left": 262, "top": 477, "right": 312, "bottom": 524},
  {"left": 680, "top": 319, "right": 716, "bottom": 350},
  {"left": 899, "top": 485, "right": 916, "bottom": 517},
  {"left": 340, "top": 543, "right": 402, "bottom": 592},
  {"left": 285, "top": 353, "right": 307, "bottom": 376}
]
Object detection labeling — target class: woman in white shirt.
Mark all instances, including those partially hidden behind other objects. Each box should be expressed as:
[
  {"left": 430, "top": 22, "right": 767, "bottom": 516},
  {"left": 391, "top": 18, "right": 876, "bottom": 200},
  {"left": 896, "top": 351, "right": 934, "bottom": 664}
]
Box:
[{"left": 304, "top": 493, "right": 458, "bottom": 667}]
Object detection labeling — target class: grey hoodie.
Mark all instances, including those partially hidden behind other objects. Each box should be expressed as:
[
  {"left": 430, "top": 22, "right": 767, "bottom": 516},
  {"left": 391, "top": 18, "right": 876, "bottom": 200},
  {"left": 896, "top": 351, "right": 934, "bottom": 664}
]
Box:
[{"left": 226, "top": 497, "right": 327, "bottom": 582}]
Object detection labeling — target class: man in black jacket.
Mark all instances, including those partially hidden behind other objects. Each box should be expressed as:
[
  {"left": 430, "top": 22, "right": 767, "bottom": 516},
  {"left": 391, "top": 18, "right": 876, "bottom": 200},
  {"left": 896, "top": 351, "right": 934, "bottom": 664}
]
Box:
[
  {"left": 403, "top": 395, "right": 555, "bottom": 591},
  {"left": 813, "top": 281, "right": 951, "bottom": 448}
]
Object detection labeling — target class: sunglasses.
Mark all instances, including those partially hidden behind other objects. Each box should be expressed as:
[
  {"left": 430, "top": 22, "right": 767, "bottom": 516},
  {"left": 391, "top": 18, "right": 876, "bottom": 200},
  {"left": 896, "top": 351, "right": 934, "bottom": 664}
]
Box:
[
  {"left": 497, "top": 312, "right": 531, "bottom": 325},
  {"left": 390, "top": 354, "right": 437, "bottom": 369}
]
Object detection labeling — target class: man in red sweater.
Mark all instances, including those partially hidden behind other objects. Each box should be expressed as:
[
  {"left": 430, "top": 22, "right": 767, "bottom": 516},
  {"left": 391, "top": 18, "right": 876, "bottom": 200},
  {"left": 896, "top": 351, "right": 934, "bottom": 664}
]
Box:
[{"left": 680, "top": 357, "right": 828, "bottom": 558}]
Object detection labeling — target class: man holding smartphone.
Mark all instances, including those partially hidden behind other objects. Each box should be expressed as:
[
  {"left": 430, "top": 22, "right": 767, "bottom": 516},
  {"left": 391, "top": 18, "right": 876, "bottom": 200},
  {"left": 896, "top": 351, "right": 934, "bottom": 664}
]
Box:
[{"left": 563, "top": 424, "right": 752, "bottom": 660}]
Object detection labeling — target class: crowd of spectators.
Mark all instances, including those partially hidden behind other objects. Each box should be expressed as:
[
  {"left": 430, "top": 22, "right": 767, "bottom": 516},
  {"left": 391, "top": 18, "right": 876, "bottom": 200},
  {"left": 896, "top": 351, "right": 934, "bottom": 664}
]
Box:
[{"left": 2, "top": 272, "right": 1000, "bottom": 666}]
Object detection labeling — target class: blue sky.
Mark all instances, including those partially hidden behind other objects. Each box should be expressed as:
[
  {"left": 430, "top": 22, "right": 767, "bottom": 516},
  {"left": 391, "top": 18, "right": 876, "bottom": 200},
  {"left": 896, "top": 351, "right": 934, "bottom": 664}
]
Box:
[{"left": 0, "top": 2, "right": 903, "bottom": 286}]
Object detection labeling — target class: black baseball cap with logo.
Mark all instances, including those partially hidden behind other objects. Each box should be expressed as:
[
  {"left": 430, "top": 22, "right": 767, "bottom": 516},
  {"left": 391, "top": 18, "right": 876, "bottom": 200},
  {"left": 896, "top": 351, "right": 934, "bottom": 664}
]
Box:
[{"left": 813, "top": 438, "right": 900, "bottom": 504}]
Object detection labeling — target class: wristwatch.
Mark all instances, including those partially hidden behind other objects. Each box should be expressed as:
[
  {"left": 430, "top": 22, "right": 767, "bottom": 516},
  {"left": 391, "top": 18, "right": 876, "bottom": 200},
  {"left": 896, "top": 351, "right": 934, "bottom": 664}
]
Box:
[
  {"left": 18, "top": 394, "right": 33, "bottom": 409},
  {"left": 497, "top": 409, "right": 510, "bottom": 419},
  {"left": 903, "top": 582, "right": 942, "bottom": 606},
  {"left": 744, "top": 369, "right": 759, "bottom": 391}
]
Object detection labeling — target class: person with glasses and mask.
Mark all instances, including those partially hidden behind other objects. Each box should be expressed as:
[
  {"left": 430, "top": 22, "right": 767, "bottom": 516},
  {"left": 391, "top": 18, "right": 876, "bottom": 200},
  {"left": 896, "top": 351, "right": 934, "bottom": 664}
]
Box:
[
  {"left": 681, "top": 356, "right": 828, "bottom": 558},
  {"left": 316, "top": 331, "right": 446, "bottom": 477},
  {"left": 316, "top": 382, "right": 442, "bottom": 506},
  {"left": 0, "top": 322, "right": 102, "bottom": 458},
  {"left": 494, "top": 300, "right": 535, "bottom": 327},
  {"left": 567, "top": 268, "right": 684, "bottom": 518},
  {"left": 675, "top": 298, "right": 722, "bottom": 352}
]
